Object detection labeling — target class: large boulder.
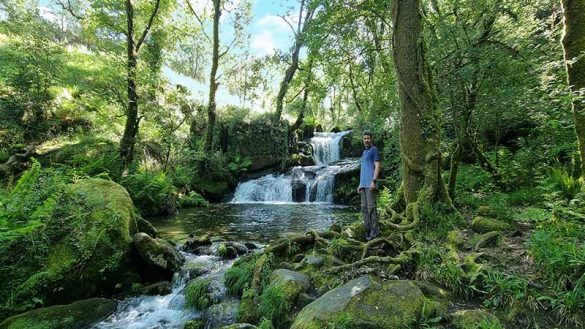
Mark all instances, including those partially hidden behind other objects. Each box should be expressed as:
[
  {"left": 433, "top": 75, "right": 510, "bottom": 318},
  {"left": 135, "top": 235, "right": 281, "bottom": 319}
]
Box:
[
  {"left": 291, "top": 276, "right": 435, "bottom": 329},
  {"left": 0, "top": 298, "right": 117, "bottom": 329},
  {"left": 2, "top": 179, "right": 137, "bottom": 317},
  {"left": 133, "top": 232, "right": 185, "bottom": 276}
]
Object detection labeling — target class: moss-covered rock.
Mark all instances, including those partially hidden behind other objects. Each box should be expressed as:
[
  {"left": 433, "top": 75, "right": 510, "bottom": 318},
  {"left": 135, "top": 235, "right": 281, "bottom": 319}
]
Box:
[
  {"left": 0, "top": 298, "right": 117, "bottom": 329},
  {"left": 3, "top": 179, "right": 137, "bottom": 316},
  {"left": 471, "top": 217, "right": 512, "bottom": 234},
  {"left": 136, "top": 217, "right": 159, "bottom": 238},
  {"left": 290, "top": 276, "right": 434, "bottom": 329},
  {"left": 205, "top": 299, "right": 240, "bottom": 329},
  {"left": 258, "top": 269, "right": 314, "bottom": 328},
  {"left": 133, "top": 232, "right": 185, "bottom": 275},
  {"left": 450, "top": 309, "right": 502, "bottom": 329},
  {"left": 471, "top": 231, "right": 501, "bottom": 251},
  {"left": 447, "top": 229, "right": 466, "bottom": 249}
]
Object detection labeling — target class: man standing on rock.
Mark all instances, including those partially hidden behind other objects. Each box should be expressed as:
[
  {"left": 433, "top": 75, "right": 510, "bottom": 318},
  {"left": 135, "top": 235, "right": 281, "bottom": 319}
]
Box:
[{"left": 358, "top": 130, "right": 381, "bottom": 241}]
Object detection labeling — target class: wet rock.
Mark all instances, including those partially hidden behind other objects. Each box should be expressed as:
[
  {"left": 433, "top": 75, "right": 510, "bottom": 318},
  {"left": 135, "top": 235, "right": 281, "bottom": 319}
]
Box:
[
  {"left": 181, "top": 258, "right": 215, "bottom": 278},
  {"left": 136, "top": 217, "right": 158, "bottom": 238},
  {"left": 137, "top": 281, "right": 172, "bottom": 296},
  {"left": 184, "top": 234, "right": 212, "bottom": 253},
  {"left": 290, "top": 276, "right": 436, "bottom": 329},
  {"left": 291, "top": 180, "right": 307, "bottom": 202},
  {"left": 0, "top": 298, "right": 117, "bottom": 329},
  {"left": 304, "top": 255, "right": 325, "bottom": 268},
  {"left": 450, "top": 309, "right": 501, "bottom": 329},
  {"left": 244, "top": 242, "right": 258, "bottom": 250},
  {"left": 205, "top": 299, "right": 240, "bottom": 329},
  {"left": 471, "top": 217, "right": 512, "bottom": 234},
  {"left": 226, "top": 242, "right": 249, "bottom": 256},
  {"left": 218, "top": 243, "right": 239, "bottom": 259},
  {"left": 133, "top": 232, "right": 185, "bottom": 275}
]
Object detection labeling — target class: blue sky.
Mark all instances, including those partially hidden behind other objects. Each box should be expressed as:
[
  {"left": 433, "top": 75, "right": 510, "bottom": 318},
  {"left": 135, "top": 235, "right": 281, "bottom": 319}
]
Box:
[
  {"left": 36, "top": 0, "right": 303, "bottom": 111},
  {"left": 163, "top": 0, "right": 300, "bottom": 110}
]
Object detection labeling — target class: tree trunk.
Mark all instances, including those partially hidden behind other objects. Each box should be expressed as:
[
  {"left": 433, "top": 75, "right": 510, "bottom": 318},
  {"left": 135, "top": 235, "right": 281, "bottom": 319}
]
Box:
[
  {"left": 204, "top": 0, "right": 221, "bottom": 152},
  {"left": 561, "top": 0, "right": 585, "bottom": 176},
  {"left": 120, "top": 0, "right": 139, "bottom": 170},
  {"left": 120, "top": 0, "right": 161, "bottom": 170},
  {"left": 273, "top": 0, "right": 314, "bottom": 125},
  {"left": 392, "top": 0, "right": 452, "bottom": 206},
  {"left": 291, "top": 58, "right": 313, "bottom": 132}
]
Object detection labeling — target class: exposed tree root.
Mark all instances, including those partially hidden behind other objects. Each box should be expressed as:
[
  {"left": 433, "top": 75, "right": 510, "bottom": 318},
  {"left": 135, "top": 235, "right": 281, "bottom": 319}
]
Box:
[
  {"left": 360, "top": 238, "right": 398, "bottom": 259},
  {"left": 324, "top": 250, "right": 413, "bottom": 274}
]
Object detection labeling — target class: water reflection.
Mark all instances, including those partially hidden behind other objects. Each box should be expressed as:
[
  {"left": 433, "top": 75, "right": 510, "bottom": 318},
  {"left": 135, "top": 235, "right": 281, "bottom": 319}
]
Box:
[{"left": 149, "top": 203, "right": 359, "bottom": 243}]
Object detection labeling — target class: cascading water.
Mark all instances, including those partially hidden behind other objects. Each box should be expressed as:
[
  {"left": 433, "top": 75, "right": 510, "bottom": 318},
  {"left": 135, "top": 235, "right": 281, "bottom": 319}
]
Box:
[
  {"left": 310, "top": 131, "right": 351, "bottom": 166},
  {"left": 93, "top": 251, "right": 234, "bottom": 329},
  {"left": 231, "top": 131, "right": 356, "bottom": 204}
]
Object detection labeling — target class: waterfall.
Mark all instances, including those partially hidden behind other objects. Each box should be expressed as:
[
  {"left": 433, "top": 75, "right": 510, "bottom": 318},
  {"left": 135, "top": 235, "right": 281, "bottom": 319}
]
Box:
[
  {"left": 310, "top": 131, "right": 351, "bottom": 166},
  {"left": 231, "top": 131, "right": 356, "bottom": 204}
]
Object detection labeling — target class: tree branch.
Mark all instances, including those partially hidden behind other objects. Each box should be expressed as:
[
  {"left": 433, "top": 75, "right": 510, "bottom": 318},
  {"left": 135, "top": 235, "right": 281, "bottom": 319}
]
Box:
[{"left": 136, "top": 0, "right": 162, "bottom": 52}]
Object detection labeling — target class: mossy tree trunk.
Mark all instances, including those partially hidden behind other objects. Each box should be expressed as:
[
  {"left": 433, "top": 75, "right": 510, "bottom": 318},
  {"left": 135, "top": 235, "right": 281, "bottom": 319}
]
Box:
[
  {"left": 561, "top": 0, "right": 585, "bottom": 176},
  {"left": 392, "top": 0, "right": 452, "bottom": 207},
  {"left": 120, "top": 0, "right": 161, "bottom": 170},
  {"left": 204, "top": 0, "right": 221, "bottom": 152}
]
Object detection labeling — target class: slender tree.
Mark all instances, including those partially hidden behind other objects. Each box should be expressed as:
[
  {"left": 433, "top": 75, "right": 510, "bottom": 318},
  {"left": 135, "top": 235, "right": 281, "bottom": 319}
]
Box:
[
  {"left": 273, "top": 0, "right": 316, "bottom": 125},
  {"left": 560, "top": 0, "right": 585, "bottom": 176},
  {"left": 119, "top": 0, "right": 162, "bottom": 170}
]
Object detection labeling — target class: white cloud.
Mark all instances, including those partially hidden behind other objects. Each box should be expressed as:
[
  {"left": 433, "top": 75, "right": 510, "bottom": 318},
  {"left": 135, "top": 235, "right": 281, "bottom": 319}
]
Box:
[
  {"left": 39, "top": 6, "right": 59, "bottom": 24},
  {"left": 257, "top": 14, "right": 289, "bottom": 31},
  {"left": 252, "top": 30, "right": 276, "bottom": 55}
]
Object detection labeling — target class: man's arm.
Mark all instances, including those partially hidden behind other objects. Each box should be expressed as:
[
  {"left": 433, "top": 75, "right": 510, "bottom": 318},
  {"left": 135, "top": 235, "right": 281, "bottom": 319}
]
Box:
[{"left": 370, "top": 161, "right": 381, "bottom": 189}]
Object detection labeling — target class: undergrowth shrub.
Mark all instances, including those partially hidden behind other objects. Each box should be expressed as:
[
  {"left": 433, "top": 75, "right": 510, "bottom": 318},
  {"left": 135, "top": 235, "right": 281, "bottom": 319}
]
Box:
[
  {"left": 120, "top": 170, "right": 177, "bottom": 216},
  {"left": 530, "top": 220, "right": 585, "bottom": 325}
]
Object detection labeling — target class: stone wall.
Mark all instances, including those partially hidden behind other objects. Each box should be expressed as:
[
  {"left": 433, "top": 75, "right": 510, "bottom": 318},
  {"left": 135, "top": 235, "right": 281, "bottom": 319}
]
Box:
[{"left": 219, "top": 118, "right": 289, "bottom": 172}]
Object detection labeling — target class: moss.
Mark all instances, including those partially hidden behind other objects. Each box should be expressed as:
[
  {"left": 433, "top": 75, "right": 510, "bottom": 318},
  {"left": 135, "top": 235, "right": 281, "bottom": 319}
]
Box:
[
  {"left": 183, "top": 320, "right": 205, "bottom": 329},
  {"left": 470, "top": 217, "right": 512, "bottom": 234},
  {"left": 236, "top": 288, "right": 260, "bottom": 324},
  {"left": 225, "top": 253, "right": 258, "bottom": 296},
  {"left": 446, "top": 230, "right": 465, "bottom": 249},
  {"left": 217, "top": 243, "right": 228, "bottom": 258},
  {"left": 257, "top": 318, "right": 275, "bottom": 329},
  {"left": 259, "top": 283, "right": 291, "bottom": 328},
  {"left": 0, "top": 298, "right": 117, "bottom": 329},
  {"left": 185, "top": 278, "right": 212, "bottom": 311},
  {"left": 450, "top": 309, "right": 502, "bottom": 329},
  {"left": 2, "top": 178, "right": 137, "bottom": 317}
]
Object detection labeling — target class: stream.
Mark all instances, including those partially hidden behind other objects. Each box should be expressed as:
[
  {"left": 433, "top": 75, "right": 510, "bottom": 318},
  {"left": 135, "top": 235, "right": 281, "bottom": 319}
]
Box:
[{"left": 93, "top": 131, "right": 359, "bottom": 329}]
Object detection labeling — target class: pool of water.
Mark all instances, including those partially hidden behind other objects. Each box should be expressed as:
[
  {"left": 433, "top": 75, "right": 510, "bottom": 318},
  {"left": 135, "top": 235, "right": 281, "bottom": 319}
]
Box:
[{"left": 149, "top": 203, "right": 360, "bottom": 243}]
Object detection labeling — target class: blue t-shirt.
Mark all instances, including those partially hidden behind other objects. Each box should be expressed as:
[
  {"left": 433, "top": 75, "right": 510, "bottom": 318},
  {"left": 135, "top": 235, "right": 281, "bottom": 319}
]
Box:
[{"left": 359, "top": 145, "right": 381, "bottom": 188}]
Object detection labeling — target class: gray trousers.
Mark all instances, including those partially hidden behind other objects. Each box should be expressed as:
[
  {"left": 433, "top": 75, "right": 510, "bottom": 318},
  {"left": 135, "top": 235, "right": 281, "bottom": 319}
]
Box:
[{"left": 360, "top": 188, "right": 380, "bottom": 240}]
